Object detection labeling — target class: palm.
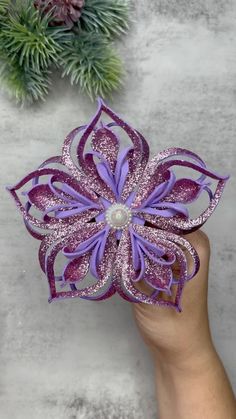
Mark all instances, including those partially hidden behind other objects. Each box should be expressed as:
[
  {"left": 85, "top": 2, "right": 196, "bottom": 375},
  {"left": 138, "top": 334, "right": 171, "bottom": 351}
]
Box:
[{"left": 132, "top": 230, "right": 211, "bottom": 358}]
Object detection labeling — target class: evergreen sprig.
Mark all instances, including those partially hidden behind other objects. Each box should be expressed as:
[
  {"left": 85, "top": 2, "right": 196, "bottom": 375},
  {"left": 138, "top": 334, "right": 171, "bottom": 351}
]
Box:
[
  {"left": 0, "top": 0, "right": 69, "bottom": 103},
  {"left": 0, "top": 50, "right": 51, "bottom": 103},
  {"left": 79, "top": 0, "right": 130, "bottom": 37},
  {"left": 0, "top": 2, "right": 65, "bottom": 72},
  {"left": 60, "top": 32, "right": 123, "bottom": 100},
  {"left": 0, "top": 0, "right": 130, "bottom": 105}
]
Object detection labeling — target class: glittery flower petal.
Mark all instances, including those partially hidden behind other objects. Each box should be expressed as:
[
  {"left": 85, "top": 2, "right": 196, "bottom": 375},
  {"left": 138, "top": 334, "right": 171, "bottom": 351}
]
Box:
[
  {"left": 74, "top": 98, "right": 149, "bottom": 201},
  {"left": 121, "top": 130, "right": 150, "bottom": 200},
  {"left": 96, "top": 229, "right": 117, "bottom": 281},
  {"left": 45, "top": 223, "right": 112, "bottom": 301},
  {"left": 113, "top": 224, "right": 200, "bottom": 310},
  {"left": 163, "top": 178, "right": 206, "bottom": 204},
  {"left": 48, "top": 171, "right": 99, "bottom": 206},
  {"left": 133, "top": 224, "right": 200, "bottom": 282},
  {"left": 77, "top": 98, "right": 143, "bottom": 172},
  {"left": 113, "top": 228, "right": 177, "bottom": 307},
  {"left": 133, "top": 148, "right": 211, "bottom": 209},
  {"left": 27, "top": 184, "right": 64, "bottom": 211},
  {"left": 67, "top": 230, "right": 118, "bottom": 299},
  {"left": 133, "top": 174, "right": 170, "bottom": 212},
  {"left": 62, "top": 254, "right": 90, "bottom": 284},
  {"left": 133, "top": 148, "right": 229, "bottom": 233},
  {"left": 129, "top": 226, "right": 176, "bottom": 290},
  {"left": 92, "top": 126, "right": 119, "bottom": 172},
  {"left": 82, "top": 152, "right": 116, "bottom": 202},
  {"left": 143, "top": 257, "right": 173, "bottom": 292},
  {"left": 38, "top": 220, "right": 103, "bottom": 275},
  {"left": 7, "top": 167, "right": 102, "bottom": 233},
  {"left": 79, "top": 281, "right": 117, "bottom": 301}
]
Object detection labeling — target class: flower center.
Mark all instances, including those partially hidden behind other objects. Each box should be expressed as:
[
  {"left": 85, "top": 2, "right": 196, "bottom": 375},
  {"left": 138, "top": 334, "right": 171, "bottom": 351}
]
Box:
[{"left": 105, "top": 203, "right": 132, "bottom": 229}]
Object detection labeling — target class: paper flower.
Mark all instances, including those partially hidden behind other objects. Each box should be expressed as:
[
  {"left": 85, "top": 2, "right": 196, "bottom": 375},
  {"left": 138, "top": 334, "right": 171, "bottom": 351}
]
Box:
[{"left": 7, "top": 98, "right": 229, "bottom": 311}]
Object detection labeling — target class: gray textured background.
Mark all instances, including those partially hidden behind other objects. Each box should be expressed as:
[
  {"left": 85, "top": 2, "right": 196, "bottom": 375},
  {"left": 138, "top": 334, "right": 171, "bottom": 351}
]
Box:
[{"left": 1, "top": 1, "right": 236, "bottom": 418}]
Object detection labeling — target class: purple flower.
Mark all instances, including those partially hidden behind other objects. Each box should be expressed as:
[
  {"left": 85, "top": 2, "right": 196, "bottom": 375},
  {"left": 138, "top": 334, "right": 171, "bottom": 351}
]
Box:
[{"left": 7, "top": 98, "right": 229, "bottom": 311}]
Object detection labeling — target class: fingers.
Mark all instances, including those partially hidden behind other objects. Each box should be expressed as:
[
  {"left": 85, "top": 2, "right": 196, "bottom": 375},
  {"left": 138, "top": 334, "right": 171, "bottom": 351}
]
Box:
[
  {"left": 132, "top": 229, "right": 210, "bottom": 311},
  {"left": 184, "top": 230, "right": 210, "bottom": 258},
  {"left": 179, "top": 230, "right": 210, "bottom": 312}
]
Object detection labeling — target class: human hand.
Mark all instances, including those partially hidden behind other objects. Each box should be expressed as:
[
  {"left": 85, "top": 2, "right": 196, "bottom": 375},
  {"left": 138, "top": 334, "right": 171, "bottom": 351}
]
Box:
[
  {"left": 132, "top": 229, "right": 213, "bottom": 365},
  {"left": 132, "top": 230, "right": 236, "bottom": 419}
]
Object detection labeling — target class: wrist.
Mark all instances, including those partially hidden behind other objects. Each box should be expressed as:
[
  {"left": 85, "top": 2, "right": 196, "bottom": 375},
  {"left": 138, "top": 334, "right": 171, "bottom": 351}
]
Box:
[
  {"left": 150, "top": 334, "right": 217, "bottom": 376},
  {"left": 153, "top": 341, "right": 236, "bottom": 419}
]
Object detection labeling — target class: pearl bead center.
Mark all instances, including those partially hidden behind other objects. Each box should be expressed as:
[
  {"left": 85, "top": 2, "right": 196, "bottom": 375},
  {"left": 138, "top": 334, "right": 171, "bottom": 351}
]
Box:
[{"left": 105, "top": 204, "right": 132, "bottom": 229}]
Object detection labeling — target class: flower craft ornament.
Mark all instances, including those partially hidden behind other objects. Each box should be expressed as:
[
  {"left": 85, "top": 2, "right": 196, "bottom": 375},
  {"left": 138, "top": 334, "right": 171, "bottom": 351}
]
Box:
[{"left": 7, "top": 98, "right": 229, "bottom": 311}]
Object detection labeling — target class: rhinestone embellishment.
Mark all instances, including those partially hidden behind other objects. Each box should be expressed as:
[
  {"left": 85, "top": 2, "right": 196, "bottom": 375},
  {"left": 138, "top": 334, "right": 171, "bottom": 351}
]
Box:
[{"left": 105, "top": 203, "right": 132, "bottom": 229}]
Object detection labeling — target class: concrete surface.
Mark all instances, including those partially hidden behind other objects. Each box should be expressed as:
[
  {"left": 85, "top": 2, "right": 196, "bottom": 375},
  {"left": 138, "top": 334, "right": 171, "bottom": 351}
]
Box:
[{"left": 1, "top": 1, "right": 236, "bottom": 418}]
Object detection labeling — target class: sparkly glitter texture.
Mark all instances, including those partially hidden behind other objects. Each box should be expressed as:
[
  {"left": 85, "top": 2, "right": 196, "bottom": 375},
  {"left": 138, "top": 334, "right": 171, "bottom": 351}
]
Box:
[{"left": 7, "top": 97, "right": 229, "bottom": 310}]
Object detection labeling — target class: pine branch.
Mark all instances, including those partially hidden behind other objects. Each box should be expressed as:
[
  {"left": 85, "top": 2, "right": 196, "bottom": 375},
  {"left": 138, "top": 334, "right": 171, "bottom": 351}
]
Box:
[
  {"left": 60, "top": 32, "right": 124, "bottom": 100},
  {"left": 0, "top": 1, "right": 128, "bottom": 103},
  {"left": 0, "top": 1, "right": 68, "bottom": 73},
  {"left": 0, "top": 51, "right": 51, "bottom": 104},
  {"left": 78, "top": 0, "right": 130, "bottom": 38}
]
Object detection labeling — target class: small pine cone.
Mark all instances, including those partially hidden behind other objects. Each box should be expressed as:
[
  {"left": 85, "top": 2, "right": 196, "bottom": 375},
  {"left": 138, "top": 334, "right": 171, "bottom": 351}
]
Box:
[{"left": 34, "top": 0, "right": 85, "bottom": 28}]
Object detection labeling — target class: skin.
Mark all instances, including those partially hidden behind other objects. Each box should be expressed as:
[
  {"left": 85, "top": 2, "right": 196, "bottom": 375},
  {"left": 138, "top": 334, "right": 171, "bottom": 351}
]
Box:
[{"left": 132, "top": 230, "right": 236, "bottom": 419}]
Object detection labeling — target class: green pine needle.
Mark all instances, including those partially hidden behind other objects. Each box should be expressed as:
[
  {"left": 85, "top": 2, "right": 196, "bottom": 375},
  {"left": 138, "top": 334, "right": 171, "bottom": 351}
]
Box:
[
  {"left": 60, "top": 32, "right": 124, "bottom": 100},
  {"left": 0, "top": 1, "right": 66, "bottom": 73},
  {"left": 79, "top": 0, "right": 130, "bottom": 38},
  {"left": 0, "top": 0, "right": 10, "bottom": 14},
  {"left": 0, "top": 50, "right": 51, "bottom": 104}
]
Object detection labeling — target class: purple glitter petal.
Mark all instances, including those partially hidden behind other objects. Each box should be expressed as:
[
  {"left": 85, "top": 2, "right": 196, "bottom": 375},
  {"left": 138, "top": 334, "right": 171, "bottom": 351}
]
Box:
[
  {"left": 38, "top": 218, "right": 103, "bottom": 274},
  {"left": 143, "top": 258, "right": 173, "bottom": 292},
  {"left": 27, "top": 184, "right": 64, "bottom": 211},
  {"left": 164, "top": 178, "right": 206, "bottom": 204},
  {"left": 114, "top": 229, "right": 179, "bottom": 308},
  {"left": 61, "top": 124, "right": 88, "bottom": 181},
  {"left": 48, "top": 172, "right": 99, "bottom": 204},
  {"left": 62, "top": 254, "right": 90, "bottom": 284},
  {"left": 115, "top": 147, "right": 132, "bottom": 198},
  {"left": 82, "top": 152, "right": 116, "bottom": 202},
  {"left": 142, "top": 167, "right": 228, "bottom": 234},
  {"left": 133, "top": 148, "right": 208, "bottom": 208},
  {"left": 7, "top": 168, "right": 79, "bottom": 230},
  {"left": 137, "top": 171, "right": 176, "bottom": 209},
  {"left": 71, "top": 230, "right": 117, "bottom": 299},
  {"left": 46, "top": 223, "right": 112, "bottom": 301},
  {"left": 79, "top": 280, "right": 117, "bottom": 301},
  {"left": 77, "top": 98, "right": 149, "bottom": 202},
  {"left": 91, "top": 126, "right": 119, "bottom": 172},
  {"left": 133, "top": 224, "right": 200, "bottom": 282},
  {"left": 24, "top": 201, "right": 46, "bottom": 241},
  {"left": 115, "top": 226, "right": 193, "bottom": 311},
  {"left": 140, "top": 203, "right": 189, "bottom": 218},
  {"left": 121, "top": 130, "right": 150, "bottom": 200}
]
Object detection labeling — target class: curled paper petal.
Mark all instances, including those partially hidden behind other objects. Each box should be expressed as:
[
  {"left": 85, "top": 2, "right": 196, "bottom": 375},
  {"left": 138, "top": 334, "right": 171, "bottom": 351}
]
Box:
[
  {"left": 133, "top": 150, "right": 229, "bottom": 234},
  {"left": 144, "top": 260, "right": 173, "bottom": 292},
  {"left": 91, "top": 126, "right": 119, "bottom": 172},
  {"left": 62, "top": 254, "right": 90, "bottom": 284},
  {"left": 7, "top": 98, "right": 229, "bottom": 309},
  {"left": 28, "top": 184, "right": 64, "bottom": 211},
  {"left": 164, "top": 177, "right": 206, "bottom": 204}
]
